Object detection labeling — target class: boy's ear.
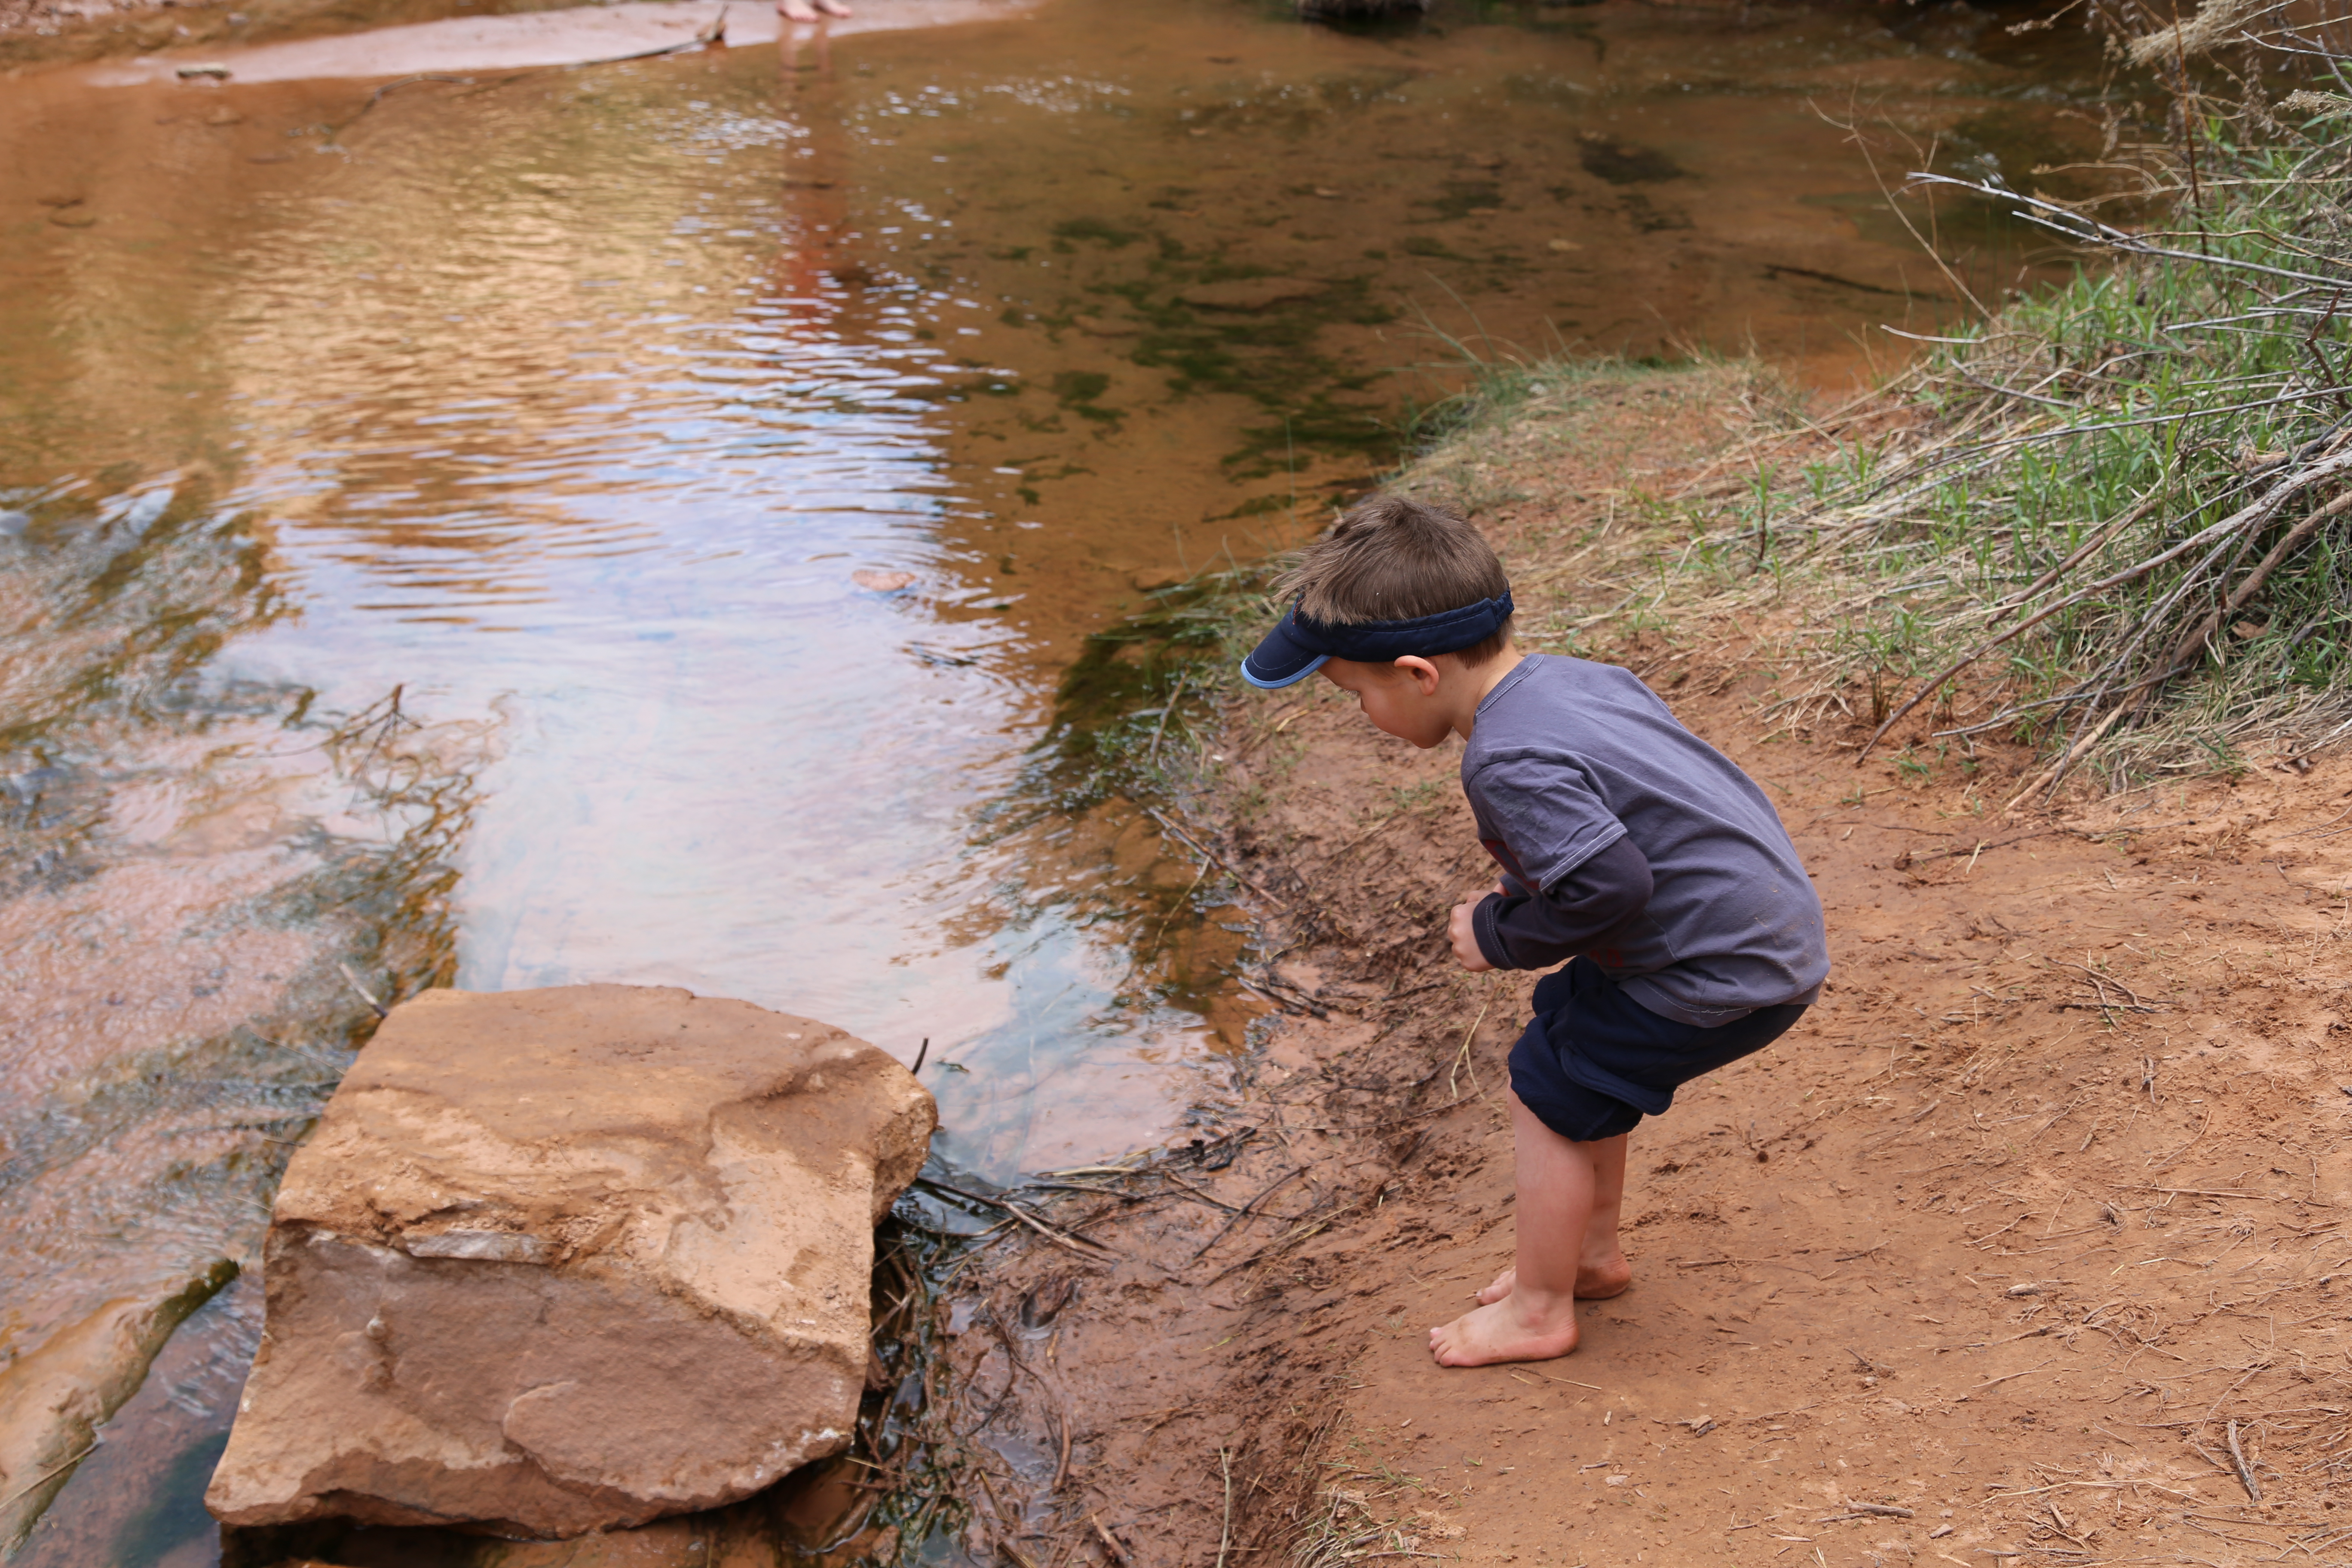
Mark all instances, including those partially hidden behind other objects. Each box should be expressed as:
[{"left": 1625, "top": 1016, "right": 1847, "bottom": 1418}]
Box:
[{"left": 1393, "top": 655, "right": 1443, "bottom": 697}]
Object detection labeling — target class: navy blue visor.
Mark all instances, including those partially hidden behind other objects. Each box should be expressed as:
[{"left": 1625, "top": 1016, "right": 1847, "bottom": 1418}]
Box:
[{"left": 1239, "top": 591, "right": 1514, "bottom": 689}]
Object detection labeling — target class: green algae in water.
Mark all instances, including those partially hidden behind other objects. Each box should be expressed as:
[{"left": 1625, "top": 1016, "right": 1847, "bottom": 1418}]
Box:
[{"left": 1004, "top": 565, "right": 1278, "bottom": 832}]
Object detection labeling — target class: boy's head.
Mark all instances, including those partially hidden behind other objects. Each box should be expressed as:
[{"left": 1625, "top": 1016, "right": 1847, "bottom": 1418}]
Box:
[
  {"left": 1240, "top": 495, "right": 1517, "bottom": 747},
  {"left": 1282, "top": 495, "right": 1514, "bottom": 653}
]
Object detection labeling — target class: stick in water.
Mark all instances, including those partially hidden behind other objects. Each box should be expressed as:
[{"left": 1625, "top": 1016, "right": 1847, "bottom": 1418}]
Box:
[
  {"left": 337, "top": 962, "right": 388, "bottom": 1019},
  {"left": 0, "top": 1438, "right": 101, "bottom": 1513}
]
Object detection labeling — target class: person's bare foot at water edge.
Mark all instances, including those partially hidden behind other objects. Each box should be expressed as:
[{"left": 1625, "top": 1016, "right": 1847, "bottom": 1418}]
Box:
[
  {"left": 1430, "top": 1287, "right": 1581, "bottom": 1367},
  {"left": 1476, "top": 1253, "right": 1632, "bottom": 1305},
  {"left": 778, "top": 0, "right": 850, "bottom": 18}
]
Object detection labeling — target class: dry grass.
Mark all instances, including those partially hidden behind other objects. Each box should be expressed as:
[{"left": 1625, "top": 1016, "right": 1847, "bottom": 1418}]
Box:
[{"left": 1289, "top": 1485, "right": 1454, "bottom": 1568}]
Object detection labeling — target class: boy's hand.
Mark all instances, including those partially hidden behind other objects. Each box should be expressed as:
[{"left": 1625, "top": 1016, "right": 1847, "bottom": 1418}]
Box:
[{"left": 1449, "top": 896, "right": 1494, "bottom": 972}]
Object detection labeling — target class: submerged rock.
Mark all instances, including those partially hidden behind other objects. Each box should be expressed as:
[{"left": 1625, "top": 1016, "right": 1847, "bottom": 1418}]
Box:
[
  {"left": 1177, "top": 276, "right": 1326, "bottom": 311},
  {"left": 0, "top": 1262, "right": 236, "bottom": 1553},
  {"left": 1298, "top": 0, "right": 1429, "bottom": 17},
  {"left": 204, "top": 985, "right": 934, "bottom": 1539}
]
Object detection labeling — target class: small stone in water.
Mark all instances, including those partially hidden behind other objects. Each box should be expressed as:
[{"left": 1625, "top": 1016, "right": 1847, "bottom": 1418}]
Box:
[{"left": 852, "top": 570, "right": 916, "bottom": 592}]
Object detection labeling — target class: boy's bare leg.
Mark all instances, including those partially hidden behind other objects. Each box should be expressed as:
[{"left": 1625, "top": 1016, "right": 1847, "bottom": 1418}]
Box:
[
  {"left": 1431, "top": 1092, "right": 1619, "bottom": 1366},
  {"left": 777, "top": 0, "right": 851, "bottom": 18},
  {"left": 1475, "top": 1124, "right": 1631, "bottom": 1303},
  {"left": 1581, "top": 1133, "right": 1633, "bottom": 1293}
]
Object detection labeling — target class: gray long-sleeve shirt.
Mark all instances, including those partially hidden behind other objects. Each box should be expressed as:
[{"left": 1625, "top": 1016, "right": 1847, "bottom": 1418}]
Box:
[
  {"left": 1471, "top": 835, "right": 1653, "bottom": 971},
  {"left": 1461, "top": 655, "right": 1829, "bottom": 1026}
]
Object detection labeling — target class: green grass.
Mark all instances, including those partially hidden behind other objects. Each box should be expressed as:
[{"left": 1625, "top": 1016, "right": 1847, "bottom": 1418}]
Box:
[
  {"left": 1007, "top": 565, "right": 1279, "bottom": 827},
  {"left": 1758, "top": 113, "right": 2352, "bottom": 792}
]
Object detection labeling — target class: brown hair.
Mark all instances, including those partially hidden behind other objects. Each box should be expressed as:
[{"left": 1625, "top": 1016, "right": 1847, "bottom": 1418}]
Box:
[{"left": 1277, "top": 495, "right": 1514, "bottom": 666}]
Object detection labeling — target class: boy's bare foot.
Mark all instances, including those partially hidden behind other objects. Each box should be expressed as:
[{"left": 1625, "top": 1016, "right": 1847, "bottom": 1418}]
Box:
[
  {"left": 777, "top": 0, "right": 851, "bottom": 17},
  {"left": 1577, "top": 1254, "right": 1633, "bottom": 1298},
  {"left": 1475, "top": 1256, "right": 1632, "bottom": 1304},
  {"left": 1430, "top": 1293, "right": 1580, "bottom": 1367}
]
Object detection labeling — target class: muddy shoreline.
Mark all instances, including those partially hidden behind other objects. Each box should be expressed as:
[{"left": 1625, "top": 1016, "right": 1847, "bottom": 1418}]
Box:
[{"left": 948, "top": 367, "right": 2352, "bottom": 1566}]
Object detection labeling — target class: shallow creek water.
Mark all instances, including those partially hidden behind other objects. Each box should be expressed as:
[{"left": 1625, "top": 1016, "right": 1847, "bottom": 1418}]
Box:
[{"left": 0, "top": 0, "right": 2104, "bottom": 1559}]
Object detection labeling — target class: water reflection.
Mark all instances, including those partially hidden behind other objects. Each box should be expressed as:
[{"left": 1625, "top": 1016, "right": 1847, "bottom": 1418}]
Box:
[
  {"left": 9, "top": 37, "right": 1227, "bottom": 1180},
  {"left": 184, "top": 52, "right": 1231, "bottom": 1179},
  {"left": 0, "top": 478, "right": 474, "bottom": 1556}
]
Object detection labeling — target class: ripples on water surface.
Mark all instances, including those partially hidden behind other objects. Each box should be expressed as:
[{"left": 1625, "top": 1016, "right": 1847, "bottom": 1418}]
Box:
[{"left": 0, "top": 0, "right": 2102, "bottom": 1558}]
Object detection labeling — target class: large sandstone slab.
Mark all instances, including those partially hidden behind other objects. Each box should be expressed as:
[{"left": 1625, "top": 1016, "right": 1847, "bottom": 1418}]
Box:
[{"left": 204, "top": 985, "right": 934, "bottom": 1539}]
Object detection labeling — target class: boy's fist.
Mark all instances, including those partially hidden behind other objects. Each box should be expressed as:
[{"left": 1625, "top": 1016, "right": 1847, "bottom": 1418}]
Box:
[{"left": 1448, "top": 897, "right": 1494, "bottom": 972}]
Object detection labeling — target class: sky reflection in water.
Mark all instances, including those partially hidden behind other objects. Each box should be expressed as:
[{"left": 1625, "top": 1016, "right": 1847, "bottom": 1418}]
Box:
[{"left": 132, "top": 55, "right": 1210, "bottom": 1183}]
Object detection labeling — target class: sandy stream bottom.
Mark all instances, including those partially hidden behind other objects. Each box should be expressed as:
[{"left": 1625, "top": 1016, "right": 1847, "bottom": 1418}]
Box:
[{"left": 922, "top": 373, "right": 2352, "bottom": 1568}]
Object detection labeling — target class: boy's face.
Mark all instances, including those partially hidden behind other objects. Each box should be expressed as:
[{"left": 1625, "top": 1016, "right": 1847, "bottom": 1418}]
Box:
[{"left": 1319, "top": 656, "right": 1455, "bottom": 749}]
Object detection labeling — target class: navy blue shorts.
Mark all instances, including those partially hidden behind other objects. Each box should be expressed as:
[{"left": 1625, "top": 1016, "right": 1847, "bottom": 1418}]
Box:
[{"left": 1507, "top": 957, "right": 1808, "bottom": 1143}]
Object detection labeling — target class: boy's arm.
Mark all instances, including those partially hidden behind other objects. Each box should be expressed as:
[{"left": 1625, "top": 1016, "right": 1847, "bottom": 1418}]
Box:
[{"left": 1469, "top": 836, "right": 1652, "bottom": 971}]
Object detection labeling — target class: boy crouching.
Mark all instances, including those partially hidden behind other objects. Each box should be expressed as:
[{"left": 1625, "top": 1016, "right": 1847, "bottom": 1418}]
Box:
[{"left": 1239, "top": 496, "right": 1829, "bottom": 1366}]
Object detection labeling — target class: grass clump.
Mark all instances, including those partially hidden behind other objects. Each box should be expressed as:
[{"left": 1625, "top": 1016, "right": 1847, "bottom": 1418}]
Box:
[
  {"left": 1690, "top": 21, "right": 2352, "bottom": 802},
  {"left": 1814, "top": 146, "right": 2351, "bottom": 793}
]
